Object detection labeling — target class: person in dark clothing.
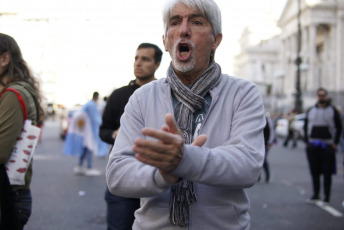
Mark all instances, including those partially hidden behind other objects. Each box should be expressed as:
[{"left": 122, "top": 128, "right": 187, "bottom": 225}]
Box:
[
  {"left": 99, "top": 43, "right": 162, "bottom": 230},
  {"left": 260, "top": 115, "right": 275, "bottom": 183},
  {"left": 304, "top": 88, "right": 342, "bottom": 204},
  {"left": 283, "top": 111, "right": 297, "bottom": 148}
]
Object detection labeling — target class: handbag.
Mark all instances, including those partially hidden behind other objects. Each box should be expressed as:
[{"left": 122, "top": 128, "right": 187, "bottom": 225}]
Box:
[{"left": 0, "top": 87, "right": 41, "bottom": 185}]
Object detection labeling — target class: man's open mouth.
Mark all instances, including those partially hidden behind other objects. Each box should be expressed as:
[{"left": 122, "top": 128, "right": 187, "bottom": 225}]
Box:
[{"left": 177, "top": 43, "right": 191, "bottom": 60}]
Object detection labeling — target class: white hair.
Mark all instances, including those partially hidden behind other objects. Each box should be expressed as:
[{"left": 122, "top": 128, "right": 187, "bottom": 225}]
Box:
[{"left": 162, "top": 0, "right": 222, "bottom": 37}]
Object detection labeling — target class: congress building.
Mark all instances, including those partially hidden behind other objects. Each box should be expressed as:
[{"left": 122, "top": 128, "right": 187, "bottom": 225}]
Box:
[{"left": 234, "top": 0, "right": 344, "bottom": 114}]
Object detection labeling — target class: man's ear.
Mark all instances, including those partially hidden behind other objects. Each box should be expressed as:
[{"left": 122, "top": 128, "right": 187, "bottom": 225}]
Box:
[
  {"left": 154, "top": 62, "right": 161, "bottom": 71},
  {"left": 0, "top": 52, "right": 10, "bottom": 67},
  {"left": 163, "top": 35, "right": 168, "bottom": 52},
  {"left": 212, "top": 33, "right": 223, "bottom": 51}
]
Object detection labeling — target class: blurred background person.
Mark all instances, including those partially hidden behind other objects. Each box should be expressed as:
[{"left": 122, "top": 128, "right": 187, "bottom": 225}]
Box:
[
  {"left": 0, "top": 33, "right": 43, "bottom": 230},
  {"left": 98, "top": 96, "right": 108, "bottom": 116},
  {"left": 283, "top": 110, "right": 297, "bottom": 148},
  {"left": 259, "top": 113, "right": 275, "bottom": 183},
  {"left": 64, "top": 91, "right": 107, "bottom": 176},
  {"left": 304, "top": 88, "right": 342, "bottom": 204},
  {"left": 99, "top": 43, "right": 162, "bottom": 230}
]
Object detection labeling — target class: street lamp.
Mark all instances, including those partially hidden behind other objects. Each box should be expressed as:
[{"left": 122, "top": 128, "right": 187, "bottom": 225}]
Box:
[{"left": 295, "top": 0, "right": 303, "bottom": 113}]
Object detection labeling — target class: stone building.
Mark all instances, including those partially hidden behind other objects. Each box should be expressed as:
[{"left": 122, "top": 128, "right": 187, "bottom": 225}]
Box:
[{"left": 234, "top": 0, "right": 344, "bottom": 113}]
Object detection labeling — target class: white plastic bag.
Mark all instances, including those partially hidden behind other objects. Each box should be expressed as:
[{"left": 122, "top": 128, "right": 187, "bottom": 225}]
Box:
[{"left": 5, "top": 120, "right": 41, "bottom": 185}]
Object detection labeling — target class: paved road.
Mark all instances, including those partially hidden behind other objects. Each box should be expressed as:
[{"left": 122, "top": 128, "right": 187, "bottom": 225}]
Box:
[{"left": 25, "top": 120, "right": 344, "bottom": 230}]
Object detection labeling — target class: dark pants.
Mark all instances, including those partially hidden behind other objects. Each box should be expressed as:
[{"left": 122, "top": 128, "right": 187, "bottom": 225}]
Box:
[
  {"left": 105, "top": 188, "right": 140, "bottom": 230},
  {"left": 262, "top": 147, "right": 271, "bottom": 182},
  {"left": 0, "top": 189, "right": 32, "bottom": 230},
  {"left": 284, "top": 130, "right": 297, "bottom": 147},
  {"left": 306, "top": 144, "right": 335, "bottom": 201}
]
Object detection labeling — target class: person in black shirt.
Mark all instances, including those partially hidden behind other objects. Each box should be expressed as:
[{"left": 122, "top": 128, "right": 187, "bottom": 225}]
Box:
[
  {"left": 260, "top": 115, "right": 275, "bottom": 183},
  {"left": 99, "top": 43, "right": 162, "bottom": 230}
]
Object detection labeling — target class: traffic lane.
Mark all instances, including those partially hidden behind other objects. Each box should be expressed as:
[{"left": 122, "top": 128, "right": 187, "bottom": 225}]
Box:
[
  {"left": 248, "top": 140, "right": 344, "bottom": 230},
  {"left": 26, "top": 120, "right": 108, "bottom": 230}
]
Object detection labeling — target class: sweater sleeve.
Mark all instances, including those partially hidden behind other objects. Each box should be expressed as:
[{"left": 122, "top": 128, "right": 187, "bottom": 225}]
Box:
[
  {"left": 173, "top": 83, "right": 265, "bottom": 188},
  {"left": 0, "top": 91, "right": 24, "bottom": 164},
  {"left": 106, "top": 92, "right": 171, "bottom": 198}
]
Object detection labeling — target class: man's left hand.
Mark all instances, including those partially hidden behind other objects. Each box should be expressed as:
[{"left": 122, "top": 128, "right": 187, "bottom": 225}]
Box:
[
  {"left": 133, "top": 114, "right": 184, "bottom": 174},
  {"left": 133, "top": 114, "right": 207, "bottom": 184}
]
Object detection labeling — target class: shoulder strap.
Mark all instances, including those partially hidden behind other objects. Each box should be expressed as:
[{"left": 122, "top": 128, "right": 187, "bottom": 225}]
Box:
[
  {"left": 10, "top": 81, "right": 41, "bottom": 123},
  {"left": 0, "top": 88, "right": 28, "bottom": 121}
]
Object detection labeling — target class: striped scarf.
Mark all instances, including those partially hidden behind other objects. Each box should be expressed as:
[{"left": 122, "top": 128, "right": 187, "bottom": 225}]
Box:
[{"left": 166, "top": 61, "right": 221, "bottom": 226}]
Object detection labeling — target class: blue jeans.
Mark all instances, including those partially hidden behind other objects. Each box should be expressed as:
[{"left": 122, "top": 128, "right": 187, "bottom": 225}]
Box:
[
  {"left": 104, "top": 188, "right": 140, "bottom": 230},
  {"left": 79, "top": 147, "right": 93, "bottom": 168},
  {"left": 11, "top": 189, "right": 32, "bottom": 230}
]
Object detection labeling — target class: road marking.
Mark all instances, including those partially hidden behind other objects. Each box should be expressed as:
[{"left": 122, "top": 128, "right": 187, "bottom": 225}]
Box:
[
  {"left": 315, "top": 201, "right": 344, "bottom": 217},
  {"left": 34, "top": 155, "right": 59, "bottom": 160},
  {"left": 280, "top": 180, "right": 343, "bottom": 218}
]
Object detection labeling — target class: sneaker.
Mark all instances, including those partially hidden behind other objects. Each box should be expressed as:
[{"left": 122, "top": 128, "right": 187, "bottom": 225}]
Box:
[
  {"left": 323, "top": 198, "right": 330, "bottom": 204},
  {"left": 85, "top": 168, "right": 101, "bottom": 176},
  {"left": 73, "top": 166, "right": 85, "bottom": 175},
  {"left": 306, "top": 196, "right": 320, "bottom": 204},
  {"left": 322, "top": 201, "right": 329, "bottom": 206}
]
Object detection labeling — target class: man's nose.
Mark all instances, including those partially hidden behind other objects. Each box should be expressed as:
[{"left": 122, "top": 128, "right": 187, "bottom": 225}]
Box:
[{"left": 179, "top": 20, "right": 190, "bottom": 38}]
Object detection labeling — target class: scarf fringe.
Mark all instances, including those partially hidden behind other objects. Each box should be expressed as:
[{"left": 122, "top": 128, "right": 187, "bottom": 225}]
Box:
[{"left": 169, "top": 179, "right": 197, "bottom": 226}]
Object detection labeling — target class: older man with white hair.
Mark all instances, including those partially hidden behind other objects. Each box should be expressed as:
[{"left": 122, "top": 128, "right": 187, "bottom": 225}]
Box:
[{"left": 106, "top": 0, "right": 265, "bottom": 229}]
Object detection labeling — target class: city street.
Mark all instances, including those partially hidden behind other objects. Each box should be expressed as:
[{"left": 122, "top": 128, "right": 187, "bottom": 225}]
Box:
[{"left": 25, "top": 120, "right": 344, "bottom": 230}]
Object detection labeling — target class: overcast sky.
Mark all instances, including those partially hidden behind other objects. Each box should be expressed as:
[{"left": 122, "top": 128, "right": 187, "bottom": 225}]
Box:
[{"left": 1, "top": 0, "right": 287, "bottom": 106}]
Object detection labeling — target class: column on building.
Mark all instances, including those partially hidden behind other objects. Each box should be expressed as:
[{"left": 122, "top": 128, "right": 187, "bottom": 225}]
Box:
[
  {"left": 308, "top": 24, "right": 317, "bottom": 91},
  {"left": 286, "top": 34, "right": 294, "bottom": 96},
  {"left": 336, "top": 10, "right": 344, "bottom": 94},
  {"left": 289, "top": 33, "right": 297, "bottom": 104},
  {"left": 283, "top": 36, "right": 289, "bottom": 97},
  {"left": 301, "top": 24, "right": 309, "bottom": 93},
  {"left": 328, "top": 22, "right": 336, "bottom": 90}
]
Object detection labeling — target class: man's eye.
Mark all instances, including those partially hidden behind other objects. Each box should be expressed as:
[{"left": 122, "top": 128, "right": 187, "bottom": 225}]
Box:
[
  {"left": 194, "top": 21, "right": 201, "bottom": 25},
  {"left": 170, "top": 21, "right": 179, "bottom": 26}
]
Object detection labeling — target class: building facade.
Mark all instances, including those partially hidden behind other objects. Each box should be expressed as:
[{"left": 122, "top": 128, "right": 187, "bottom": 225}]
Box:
[{"left": 234, "top": 0, "right": 344, "bottom": 113}]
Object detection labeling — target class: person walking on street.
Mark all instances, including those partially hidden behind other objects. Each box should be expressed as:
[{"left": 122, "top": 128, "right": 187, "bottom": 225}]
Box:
[
  {"left": 64, "top": 91, "right": 108, "bottom": 176},
  {"left": 260, "top": 114, "right": 275, "bottom": 183},
  {"left": 100, "top": 43, "right": 162, "bottom": 230},
  {"left": 304, "top": 88, "right": 342, "bottom": 204},
  {"left": 0, "top": 33, "right": 43, "bottom": 230},
  {"left": 283, "top": 111, "right": 297, "bottom": 148},
  {"left": 106, "top": 0, "right": 266, "bottom": 229}
]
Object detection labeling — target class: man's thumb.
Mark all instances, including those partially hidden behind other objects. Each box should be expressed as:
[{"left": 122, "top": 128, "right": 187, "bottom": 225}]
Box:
[{"left": 192, "top": 134, "right": 207, "bottom": 146}]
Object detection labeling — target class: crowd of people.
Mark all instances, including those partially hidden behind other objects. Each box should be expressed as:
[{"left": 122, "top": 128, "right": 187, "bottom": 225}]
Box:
[{"left": 1, "top": 0, "right": 344, "bottom": 229}]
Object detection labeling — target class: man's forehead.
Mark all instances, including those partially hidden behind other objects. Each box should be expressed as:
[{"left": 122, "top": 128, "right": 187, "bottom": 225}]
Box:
[
  {"left": 137, "top": 47, "right": 154, "bottom": 53},
  {"left": 136, "top": 48, "right": 155, "bottom": 57},
  {"left": 169, "top": 2, "right": 204, "bottom": 19}
]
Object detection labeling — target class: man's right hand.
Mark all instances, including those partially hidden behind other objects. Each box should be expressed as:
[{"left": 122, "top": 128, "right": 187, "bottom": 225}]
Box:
[
  {"left": 159, "top": 135, "right": 207, "bottom": 184},
  {"left": 159, "top": 115, "right": 207, "bottom": 184}
]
